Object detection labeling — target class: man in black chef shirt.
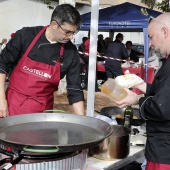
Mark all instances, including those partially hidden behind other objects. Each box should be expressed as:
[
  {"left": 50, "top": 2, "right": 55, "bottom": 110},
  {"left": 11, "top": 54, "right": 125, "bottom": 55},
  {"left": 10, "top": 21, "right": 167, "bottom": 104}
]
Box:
[
  {"left": 114, "top": 13, "right": 170, "bottom": 170},
  {"left": 0, "top": 4, "right": 85, "bottom": 117}
]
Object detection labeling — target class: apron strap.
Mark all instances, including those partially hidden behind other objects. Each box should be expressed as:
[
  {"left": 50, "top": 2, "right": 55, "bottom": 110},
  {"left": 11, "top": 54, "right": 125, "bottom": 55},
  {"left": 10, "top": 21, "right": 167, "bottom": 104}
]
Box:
[
  {"left": 24, "top": 26, "right": 48, "bottom": 56},
  {"left": 23, "top": 25, "right": 65, "bottom": 64},
  {"left": 60, "top": 43, "right": 65, "bottom": 57},
  {"left": 58, "top": 43, "right": 65, "bottom": 63}
]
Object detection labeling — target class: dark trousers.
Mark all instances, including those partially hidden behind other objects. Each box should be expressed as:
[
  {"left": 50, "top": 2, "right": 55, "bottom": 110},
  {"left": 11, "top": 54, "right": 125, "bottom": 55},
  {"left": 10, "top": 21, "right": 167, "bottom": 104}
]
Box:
[{"left": 105, "top": 64, "right": 123, "bottom": 79}]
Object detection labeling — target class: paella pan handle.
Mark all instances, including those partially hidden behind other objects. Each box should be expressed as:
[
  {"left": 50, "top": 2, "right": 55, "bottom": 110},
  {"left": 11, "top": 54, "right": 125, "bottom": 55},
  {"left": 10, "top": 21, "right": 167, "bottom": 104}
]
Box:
[
  {"left": 43, "top": 109, "right": 65, "bottom": 113},
  {"left": 0, "top": 148, "right": 14, "bottom": 157},
  {"left": 0, "top": 158, "right": 12, "bottom": 166},
  {"left": 23, "top": 146, "right": 60, "bottom": 153},
  {"left": 2, "top": 155, "right": 23, "bottom": 170}
]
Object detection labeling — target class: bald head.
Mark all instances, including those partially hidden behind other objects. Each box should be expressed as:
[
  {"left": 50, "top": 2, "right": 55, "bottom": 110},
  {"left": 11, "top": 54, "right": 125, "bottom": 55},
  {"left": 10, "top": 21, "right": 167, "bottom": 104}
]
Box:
[
  {"left": 156, "top": 13, "right": 170, "bottom": 27},
  {"left": 148, "top": 13, "right": 170, "bottom": 56}
]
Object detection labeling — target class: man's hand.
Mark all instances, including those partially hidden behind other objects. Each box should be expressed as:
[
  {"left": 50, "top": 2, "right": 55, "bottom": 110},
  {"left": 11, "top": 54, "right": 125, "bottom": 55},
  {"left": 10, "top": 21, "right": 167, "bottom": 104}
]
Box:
[
  {"left": 0, "top": 98, "right": 8, "bottom": 117},
  {"left": 114, "top": 88, "right": 140, "bottom": 108}
]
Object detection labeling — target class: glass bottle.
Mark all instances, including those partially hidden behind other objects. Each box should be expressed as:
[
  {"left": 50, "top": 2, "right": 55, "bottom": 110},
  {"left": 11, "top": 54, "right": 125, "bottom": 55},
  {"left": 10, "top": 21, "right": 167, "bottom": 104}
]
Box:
[{"left": 123, "top": 106, "right": 134, "bottom": 129}]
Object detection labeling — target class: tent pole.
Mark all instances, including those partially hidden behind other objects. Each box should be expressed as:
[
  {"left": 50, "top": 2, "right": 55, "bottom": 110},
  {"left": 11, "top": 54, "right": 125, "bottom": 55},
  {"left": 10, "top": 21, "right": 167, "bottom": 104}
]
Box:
[
  {"left": 143, "top": 28, "right": 149, "bottom": 83},
  {"left": 86, "top": 0, "right": 99, "bottom": 117}
]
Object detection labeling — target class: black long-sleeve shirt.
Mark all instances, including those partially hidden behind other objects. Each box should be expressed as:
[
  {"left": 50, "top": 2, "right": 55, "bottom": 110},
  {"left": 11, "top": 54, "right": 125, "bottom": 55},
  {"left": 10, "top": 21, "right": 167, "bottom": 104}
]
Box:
[
  {"left": 139, "top": 56, "right": 170, "bottom": 164},
  {"left": 0, "top": 26, "right": 84, "bottom": 104},
  {"left": 105, "top": 39, "right": 128, "bottom": 66}
]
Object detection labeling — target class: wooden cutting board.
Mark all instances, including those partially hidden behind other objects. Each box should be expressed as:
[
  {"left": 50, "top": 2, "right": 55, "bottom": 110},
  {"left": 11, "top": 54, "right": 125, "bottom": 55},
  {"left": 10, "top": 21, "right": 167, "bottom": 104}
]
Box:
[{"left": 53, "top": 91, "right": 115, "bottom": 114}]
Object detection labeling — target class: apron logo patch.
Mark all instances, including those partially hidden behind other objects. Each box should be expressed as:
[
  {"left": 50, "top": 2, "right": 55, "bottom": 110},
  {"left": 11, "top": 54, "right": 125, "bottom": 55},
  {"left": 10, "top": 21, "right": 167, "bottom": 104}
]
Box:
[{"left": 23, "top": 66, "right": 52, "bottom": 79}]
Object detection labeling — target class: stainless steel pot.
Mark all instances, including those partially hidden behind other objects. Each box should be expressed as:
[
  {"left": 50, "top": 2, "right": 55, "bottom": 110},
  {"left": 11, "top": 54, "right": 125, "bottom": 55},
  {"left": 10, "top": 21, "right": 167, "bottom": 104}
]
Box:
[{"left": 90, "top": 125, "right": 131, "bottom": 160}]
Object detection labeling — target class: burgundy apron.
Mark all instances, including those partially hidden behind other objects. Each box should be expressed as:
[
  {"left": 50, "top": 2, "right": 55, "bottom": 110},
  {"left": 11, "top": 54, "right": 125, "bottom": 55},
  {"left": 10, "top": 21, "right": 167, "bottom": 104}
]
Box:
[
  {"left": 6, "top": 26, "right": 64, "bottom": 116},
  {"left": 146, "top": 161, "right": 170, "bottom": 170}
]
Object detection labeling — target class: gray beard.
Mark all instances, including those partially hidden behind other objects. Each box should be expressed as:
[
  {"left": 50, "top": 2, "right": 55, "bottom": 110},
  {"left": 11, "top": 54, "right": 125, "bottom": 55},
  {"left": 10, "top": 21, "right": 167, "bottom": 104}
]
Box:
[{"left": 151, "top": 46, "right": 166, "bottom": 58}]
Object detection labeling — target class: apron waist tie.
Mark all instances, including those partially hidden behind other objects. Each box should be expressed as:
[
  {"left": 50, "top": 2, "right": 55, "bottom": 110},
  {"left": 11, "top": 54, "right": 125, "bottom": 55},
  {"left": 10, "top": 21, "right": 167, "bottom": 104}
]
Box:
[{"left": 20, "top": 96, "right": 43, "bottom": 106}]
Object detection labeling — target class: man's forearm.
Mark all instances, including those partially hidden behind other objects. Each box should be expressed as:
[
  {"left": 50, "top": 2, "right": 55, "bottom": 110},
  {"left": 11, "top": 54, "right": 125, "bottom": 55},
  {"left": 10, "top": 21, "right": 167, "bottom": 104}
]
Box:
[
  {"left": 0, "top": 73, "right": 8, "bottom": 117},
  {"left": 0, "top": 73, "right": 6, "bottom": 94},
  {"left": 72, "top": 101, "right": 85, "bottom": 115}
]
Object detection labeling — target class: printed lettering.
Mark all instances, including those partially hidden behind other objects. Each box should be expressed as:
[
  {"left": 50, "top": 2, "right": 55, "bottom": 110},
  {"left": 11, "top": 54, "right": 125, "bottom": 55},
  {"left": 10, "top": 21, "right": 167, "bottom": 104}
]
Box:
[{"left": 22, "top": 66, "right": 52, "bottom": 79}]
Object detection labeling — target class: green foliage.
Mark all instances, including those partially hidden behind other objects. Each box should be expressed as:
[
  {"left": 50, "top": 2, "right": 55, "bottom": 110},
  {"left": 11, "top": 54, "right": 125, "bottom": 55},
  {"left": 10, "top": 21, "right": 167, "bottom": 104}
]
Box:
[
  {"left": 38, "top": 0, "right": 56, "bottom": 9},
  {"left": 141, "top": 0, "right": 156, "bottom": 9},
  {"left": 157, "top": 0, "right": 170, "bottom": 12},
  {"left": 39, "top": 0, "right": 170, "bottom": 12},
  {"left": 141, "top": 0, "right": 170, "bottom": 12},
  {"left": 141, "top": 8, "right": 149, "bottom": 16}
]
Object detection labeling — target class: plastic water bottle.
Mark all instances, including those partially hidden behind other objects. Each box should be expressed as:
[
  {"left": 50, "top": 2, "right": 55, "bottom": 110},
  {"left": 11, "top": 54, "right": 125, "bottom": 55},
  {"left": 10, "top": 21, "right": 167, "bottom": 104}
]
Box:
[
  {"left": 101, "top": 79, "right": 127, "bottom": 101},
  {"left": 95, "top": 115, "right": 113, "bottom": 124},
  {"left": 110, "top": 116, "right": 118, "bottom": 125}
]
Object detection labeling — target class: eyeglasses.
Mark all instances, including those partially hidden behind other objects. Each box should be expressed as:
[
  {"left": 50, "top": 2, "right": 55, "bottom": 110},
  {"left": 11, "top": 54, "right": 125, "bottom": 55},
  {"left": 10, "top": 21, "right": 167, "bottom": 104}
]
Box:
[
  {"left": 54, "top": 20, "right": 79, "bottom": 36},
  {"left": 148, "top": 16, "right": 154, "bottom": 24}
]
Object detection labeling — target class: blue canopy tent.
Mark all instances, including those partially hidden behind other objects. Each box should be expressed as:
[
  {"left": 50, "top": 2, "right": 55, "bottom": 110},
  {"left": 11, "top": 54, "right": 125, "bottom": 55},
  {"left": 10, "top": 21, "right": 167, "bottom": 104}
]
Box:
[{"left": 80, "top": 2, "right": 162, "bottom": 82}]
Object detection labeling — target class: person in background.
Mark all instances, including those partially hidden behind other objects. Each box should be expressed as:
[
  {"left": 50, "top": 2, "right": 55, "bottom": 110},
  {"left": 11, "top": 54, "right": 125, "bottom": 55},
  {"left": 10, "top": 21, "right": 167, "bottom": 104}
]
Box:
[
  {"left": 78, "top": 36, "right": 88, "bottom": 63},
  {"left": 78, "top": 36, "right": 88, "bottom": 89},
  {"left": 78, "top": 37, "right": 88, "bottom": 52},
  {"left": 10, "top": 33, "right": 15, "bottom": 38},
  {"left": 0, "top": 4, "right": 85, "bottom": 117},
  {"left": 83, "top": 31, "right": 100, "bottom": 92},
  {"left": 97, "top": 34, "right": 106, "bottom": 61},
  {"left": 115, "top": 13, "right": 170, "bottom": 170},
  {"left": 104, "top": 37, "right": 112, "bottom": 51},
  {"left": 1, "top": 38, "right": 7, "bottom": 51},
  {"left": 105, "top": 33, "right": 129, "bottom": 79},
  {"left": 125, "top": 41, "right": 142, "bottom": 62}
]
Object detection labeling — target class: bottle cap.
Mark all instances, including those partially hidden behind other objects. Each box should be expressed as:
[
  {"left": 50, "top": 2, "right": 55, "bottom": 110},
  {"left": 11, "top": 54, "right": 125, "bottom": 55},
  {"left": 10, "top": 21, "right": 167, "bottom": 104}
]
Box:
[{"left": 111, "top": 115, "right": 116, "bottom": 120}]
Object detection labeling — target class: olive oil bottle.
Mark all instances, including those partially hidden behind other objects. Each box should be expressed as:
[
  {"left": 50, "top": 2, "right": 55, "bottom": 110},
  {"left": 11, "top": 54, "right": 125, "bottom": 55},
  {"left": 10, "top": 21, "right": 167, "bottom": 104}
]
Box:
[{"left": 124, "top": 106, "right": 134, "bottom": 129}]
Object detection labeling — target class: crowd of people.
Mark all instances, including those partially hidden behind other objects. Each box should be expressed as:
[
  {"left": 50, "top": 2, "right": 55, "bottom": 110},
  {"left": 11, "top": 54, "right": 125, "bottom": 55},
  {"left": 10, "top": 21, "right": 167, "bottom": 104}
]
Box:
[
  {"left": 77, "top": 13, "right": 170, "bottom": 170},
  {"left": 78, "top": 32, "right": 144, "bottom": 88},
  {"left": 76, "top": 13, "right": 170, "bottom": 170}
]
